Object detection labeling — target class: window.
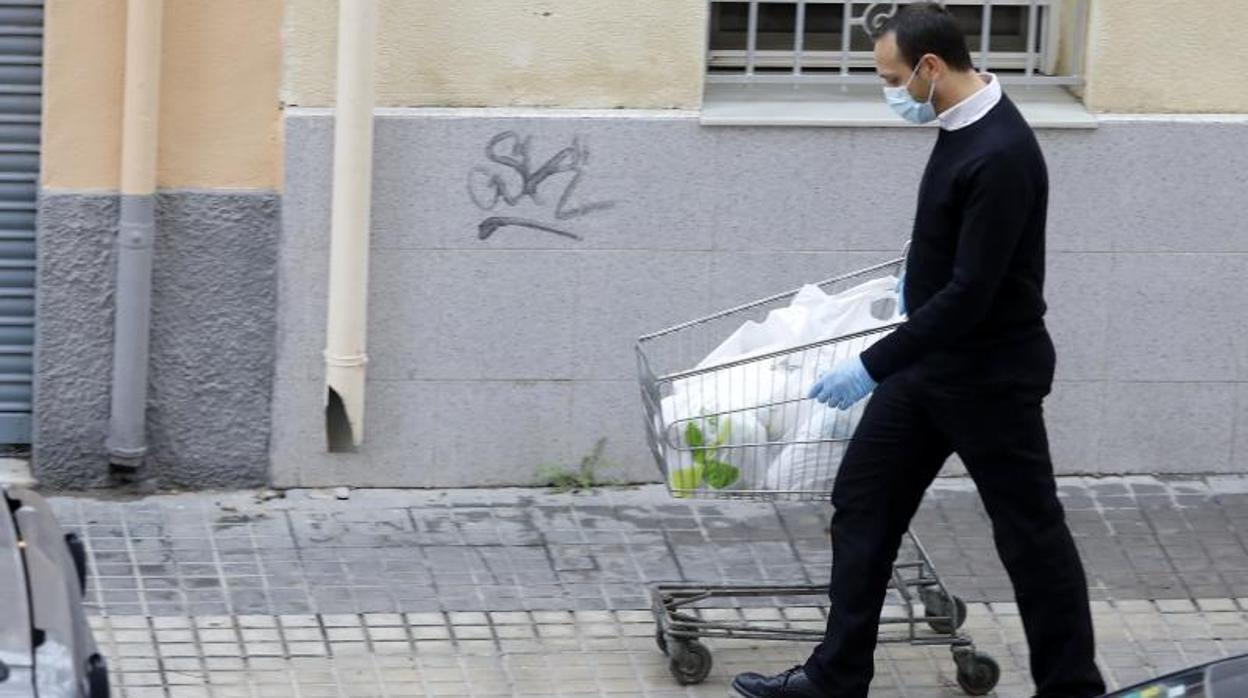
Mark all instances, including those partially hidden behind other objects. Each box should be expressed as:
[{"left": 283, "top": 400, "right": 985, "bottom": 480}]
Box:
[
  {"left": 708, "top": 0, "right": 1084, "bottom": 84},
  {"left": 701, "top": 1, "right": 1093, "bottom": 127}
]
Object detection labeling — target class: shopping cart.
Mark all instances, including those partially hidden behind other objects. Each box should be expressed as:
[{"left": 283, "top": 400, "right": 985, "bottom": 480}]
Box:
[{"left": 634, "top": 248, "right": 1001, "bottom": 695}]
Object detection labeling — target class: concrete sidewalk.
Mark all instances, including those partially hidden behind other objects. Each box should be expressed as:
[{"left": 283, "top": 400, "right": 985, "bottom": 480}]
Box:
[{"left": 50, "top": 475, "right": 1248, "bottom": 696}]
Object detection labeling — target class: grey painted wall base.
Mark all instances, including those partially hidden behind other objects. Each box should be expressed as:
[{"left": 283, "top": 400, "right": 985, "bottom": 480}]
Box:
[
  {"left": 274, "top": 109, "right": 1248, "bottom": 486},
  {"left": 274, "top": 110, "right": 1248, "bottom": 486},
  {"left": 35, "top": 191, "right": 280, "bottom": 489}
]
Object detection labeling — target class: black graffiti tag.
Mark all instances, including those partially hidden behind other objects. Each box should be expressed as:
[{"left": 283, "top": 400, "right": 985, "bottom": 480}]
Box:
[{"left": 467, "top": 131, "right": 616, "bottom": 241}]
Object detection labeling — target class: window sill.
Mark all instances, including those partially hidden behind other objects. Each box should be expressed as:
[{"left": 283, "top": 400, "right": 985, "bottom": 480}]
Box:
[{"left": 701, "top": 82, "right": 1097, "bottom": 129}]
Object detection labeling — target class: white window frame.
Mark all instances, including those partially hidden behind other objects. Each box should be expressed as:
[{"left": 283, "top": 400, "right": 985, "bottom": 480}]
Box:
[
  {"left": 706, "top": 0, "right": 1085, "bottom": 85},
  {"left": 701, "top": 0, "right": 1093, "bottom": 127}
]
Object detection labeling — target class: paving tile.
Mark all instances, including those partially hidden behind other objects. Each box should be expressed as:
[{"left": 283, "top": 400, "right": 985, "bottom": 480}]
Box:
[
  {"left": 62, "top": 477, "right": 1248, "bottom": 620},
  {"left": 57, "top": 478, "right": 1248, "bottom": 695}
]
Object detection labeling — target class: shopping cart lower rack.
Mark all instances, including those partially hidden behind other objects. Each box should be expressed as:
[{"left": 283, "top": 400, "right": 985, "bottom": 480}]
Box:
[{"left": 634, "top": 249, "right": 1000, "bottom": 695}]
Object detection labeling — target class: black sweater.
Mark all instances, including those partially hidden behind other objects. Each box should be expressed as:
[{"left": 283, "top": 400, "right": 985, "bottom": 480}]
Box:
[{"left": 860, "top": 94, "right": 1056, "bottom": 391}]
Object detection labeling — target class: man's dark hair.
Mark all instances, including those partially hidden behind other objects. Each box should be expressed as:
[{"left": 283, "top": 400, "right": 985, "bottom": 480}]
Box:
[{"left": 877, "top": 2, "right": 975, "bottom": 72}]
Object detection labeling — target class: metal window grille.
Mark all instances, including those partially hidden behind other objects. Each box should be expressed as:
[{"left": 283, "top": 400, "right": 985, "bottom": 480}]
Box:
[{"left": 707, "top": 0, "right": 1087, "bottom": 87}]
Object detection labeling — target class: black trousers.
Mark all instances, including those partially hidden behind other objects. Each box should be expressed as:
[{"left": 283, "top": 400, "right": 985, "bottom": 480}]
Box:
[{"left": 802, "top": 365, "right": 1105, "bottom": 698}]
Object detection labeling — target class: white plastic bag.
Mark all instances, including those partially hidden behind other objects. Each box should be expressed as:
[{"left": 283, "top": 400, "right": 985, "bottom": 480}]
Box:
[
  {"left": 799, "top": 276, "right": 900, "bottom": 345},
  {"left": 764, "top": 275, "right": 901, "bottom": 440},
  {"left": 762, "top": 405, "right": 855, "bottom": 492},
  {"left": 695, "top": 283, "right": 831, "bottom": 370},
  {"left": 660, "top": 274, "right": 903, "bottom": 495}
]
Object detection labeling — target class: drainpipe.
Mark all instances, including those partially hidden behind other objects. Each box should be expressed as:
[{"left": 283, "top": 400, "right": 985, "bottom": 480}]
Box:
[
  {"left": 106, "top": 0, "right": 163, "bottom": 468},
  {"left": 324, "top": 0, "right": 378, "bottom": 452}
]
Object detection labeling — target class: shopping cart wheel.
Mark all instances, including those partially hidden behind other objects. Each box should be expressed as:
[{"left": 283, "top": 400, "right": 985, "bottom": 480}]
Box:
[
  {"left": 654, "top": 628, "right": 669, "bottom": 656},
  {"left": 925, "top": 594, "right": 968, "bottom": 634},
  {"left": 954, "top": 650, "right": 1000, "bottom": 696},
  {"left": 668, "top": 640, "right": 712, "bottom": 685}
]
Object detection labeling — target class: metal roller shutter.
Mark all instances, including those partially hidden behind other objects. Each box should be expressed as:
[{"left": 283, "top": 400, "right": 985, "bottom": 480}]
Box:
[{"left": 0, "top": 1, "right": 40, "bottom": 444}]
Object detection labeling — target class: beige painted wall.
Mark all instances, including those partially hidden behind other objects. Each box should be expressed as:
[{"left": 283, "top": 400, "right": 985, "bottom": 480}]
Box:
[
  {"left": 41, "top": 0, "right": 283, "bottom": 190},
  {"left": 1083, "top": 0, "right": 1248, "bottom": 113},
  {"left": 282, "top": 0, "right": 706, "bottom": 109},
  {"left": 282, "top": 1, "right": 1246, "bottom": 114},
  {"left": 39, "top": 0, "right": 1244, "bottom": 191},
  {"left": 41, "top": 0, "right": 123, "bottom": 190}
]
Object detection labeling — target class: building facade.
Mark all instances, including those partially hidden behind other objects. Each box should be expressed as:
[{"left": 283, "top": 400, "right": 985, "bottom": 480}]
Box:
[{"left": 31, "top": 0, "right": 1248, "bottom": 488}]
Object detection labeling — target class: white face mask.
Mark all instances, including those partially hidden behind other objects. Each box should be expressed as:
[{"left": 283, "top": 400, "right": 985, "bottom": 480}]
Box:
[{"left": 883, "top": 64, "right": 937, "bottom": 124}]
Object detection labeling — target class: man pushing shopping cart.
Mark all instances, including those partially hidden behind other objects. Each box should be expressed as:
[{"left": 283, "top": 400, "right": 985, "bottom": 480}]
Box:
[
  {"left": 635, "top": 2, "right": 1106, "bottom": 696},
  {"left": 730, "top": 5, "right": 1106, "bottom": 697}
]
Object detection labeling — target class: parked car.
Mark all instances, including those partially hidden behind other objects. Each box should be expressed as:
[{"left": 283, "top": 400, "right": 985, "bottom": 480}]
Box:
[
  {"left": 1103, "top": 653, "right": 1248, "bottom": 698},
  {"left": 0, "top": 485, "right": 108, "bottom": 697}
]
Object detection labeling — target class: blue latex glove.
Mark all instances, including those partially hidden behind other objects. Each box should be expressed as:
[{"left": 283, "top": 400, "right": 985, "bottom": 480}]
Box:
[
  {"left": 896, "top": 270, "right": 907, "bottom": 316},
  {"left": 807, "top": 356, "right": 878, "bottom": 410}
]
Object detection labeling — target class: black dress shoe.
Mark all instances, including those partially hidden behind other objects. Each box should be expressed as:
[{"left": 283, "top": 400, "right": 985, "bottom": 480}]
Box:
[{"left": 732, "top": 666, "right": 826, "bottom": 697}]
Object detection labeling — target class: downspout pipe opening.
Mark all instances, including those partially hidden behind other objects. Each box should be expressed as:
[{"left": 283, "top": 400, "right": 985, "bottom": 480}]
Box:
[{"left": 325, "top": 388, "right": 356, "bottom": 454}]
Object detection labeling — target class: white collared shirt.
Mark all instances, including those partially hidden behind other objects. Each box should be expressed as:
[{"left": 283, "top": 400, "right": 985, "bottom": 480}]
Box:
[{"left": 938, "top": 73, "right": 1002, "bottom": 131}]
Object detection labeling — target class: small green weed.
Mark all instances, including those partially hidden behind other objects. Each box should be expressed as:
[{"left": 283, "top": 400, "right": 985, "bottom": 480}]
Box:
[{"left": 536, "top": 437, "right": 615, "bottom": 493}]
